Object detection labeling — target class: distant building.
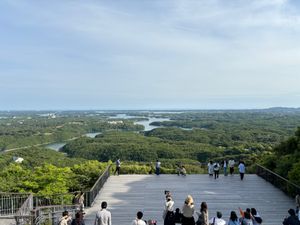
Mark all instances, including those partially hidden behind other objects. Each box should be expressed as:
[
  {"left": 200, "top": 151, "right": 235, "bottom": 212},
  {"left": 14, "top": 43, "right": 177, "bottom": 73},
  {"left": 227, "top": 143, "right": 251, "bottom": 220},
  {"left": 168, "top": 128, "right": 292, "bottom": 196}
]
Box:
[
  {"left": 108, "top": 120, "right": 123, "bottom": 124},
  {"left": 13, "top": 156, "right": 24, "bottom": 163}
]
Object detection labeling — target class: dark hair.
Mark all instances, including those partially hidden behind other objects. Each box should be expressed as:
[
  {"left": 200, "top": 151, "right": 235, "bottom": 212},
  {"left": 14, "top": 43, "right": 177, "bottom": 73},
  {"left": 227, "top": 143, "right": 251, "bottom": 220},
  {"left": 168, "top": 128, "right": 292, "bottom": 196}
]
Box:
[
  {"left": 62, "top": 211, "right": 69, "bottom": 217},
  {"left": 175, "top": 208, "right": 180, "bottom": 213},
  {"left": 101, "top": 201, "right": 107, "bottom": 209},
  {"left": 288, "top": 208, "right": 296, "bottom": 216},
  {"left": 244, "top": 211, "right": 251, "bottom": 219},
  {"left": 137, "top": 211, "right": 143, "bottom": 219},
  {"left": 230, "top": 211, "right": 238, "bottom": 221},
  {"left": 250, "top": 208, "right": 257, "bottom": 216},
  {"left": 246, "top": 208, "right": 250, "bottom": 213},
  {"left": 216, "top": 211, "right": 222, "bottom": 218},
  {"left": 75, "top": 212, "right": 81, "bottom": 219},
  {"left": 254, "top": 216, "right": 263, "bottom": 223},
  {"left": 200, "top": 202, "right": 207, "bottom": 212}
]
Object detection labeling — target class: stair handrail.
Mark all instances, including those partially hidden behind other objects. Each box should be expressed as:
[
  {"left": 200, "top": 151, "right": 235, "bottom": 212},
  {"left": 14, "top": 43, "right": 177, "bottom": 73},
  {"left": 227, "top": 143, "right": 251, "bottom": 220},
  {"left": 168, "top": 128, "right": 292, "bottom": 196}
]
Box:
[
  {"left": 256, "top": 163, "right": 300, "bottom": 197},
  {"left": 85, "top": 164, "right": 111, "bottom": 207}
]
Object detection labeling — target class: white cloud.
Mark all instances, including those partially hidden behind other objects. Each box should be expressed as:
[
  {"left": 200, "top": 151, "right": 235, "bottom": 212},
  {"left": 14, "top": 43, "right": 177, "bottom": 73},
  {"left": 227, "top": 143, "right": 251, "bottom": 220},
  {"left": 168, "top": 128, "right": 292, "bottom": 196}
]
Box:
[{"left": 0, "top": 0, "right": 300, "bottom": 109}]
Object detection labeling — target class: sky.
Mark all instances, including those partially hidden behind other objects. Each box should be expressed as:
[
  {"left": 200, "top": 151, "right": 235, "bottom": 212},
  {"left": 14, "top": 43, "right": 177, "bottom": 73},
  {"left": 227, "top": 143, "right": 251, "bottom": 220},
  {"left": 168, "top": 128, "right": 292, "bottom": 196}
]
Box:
[{"left": 1, "top": 0, "right": 300, "bottom": 110}]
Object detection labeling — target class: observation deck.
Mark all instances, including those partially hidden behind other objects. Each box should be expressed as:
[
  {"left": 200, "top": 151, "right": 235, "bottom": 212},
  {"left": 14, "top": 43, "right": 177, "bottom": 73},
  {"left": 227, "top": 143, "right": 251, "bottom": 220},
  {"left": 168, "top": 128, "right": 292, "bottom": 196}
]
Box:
[{"left": 83, "top": 174, "right": 295, "bottom": 225}]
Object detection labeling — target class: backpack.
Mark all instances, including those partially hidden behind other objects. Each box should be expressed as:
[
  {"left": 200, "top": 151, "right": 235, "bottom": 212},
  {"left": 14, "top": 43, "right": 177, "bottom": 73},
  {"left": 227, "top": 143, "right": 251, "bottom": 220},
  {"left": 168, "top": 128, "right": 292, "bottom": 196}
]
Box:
[{"left": 213, "top": 164, "right": 219, "bottom": 171}]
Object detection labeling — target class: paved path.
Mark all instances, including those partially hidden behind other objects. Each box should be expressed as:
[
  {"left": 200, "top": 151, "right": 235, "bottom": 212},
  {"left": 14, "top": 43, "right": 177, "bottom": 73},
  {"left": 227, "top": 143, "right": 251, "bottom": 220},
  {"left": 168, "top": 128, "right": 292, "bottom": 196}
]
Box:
[{"left": 84, "top": 174, "right": 295, "bottom": 225}]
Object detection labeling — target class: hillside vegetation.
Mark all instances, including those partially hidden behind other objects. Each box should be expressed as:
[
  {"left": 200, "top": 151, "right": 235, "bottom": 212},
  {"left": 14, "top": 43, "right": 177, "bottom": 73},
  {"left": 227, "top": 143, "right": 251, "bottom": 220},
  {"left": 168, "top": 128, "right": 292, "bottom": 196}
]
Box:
[
  {"left": 261, "top": 127, "right": 300, "bottom": 185},
  {"left": 1, "top": 110, "right": 300, "bottom": 195}
]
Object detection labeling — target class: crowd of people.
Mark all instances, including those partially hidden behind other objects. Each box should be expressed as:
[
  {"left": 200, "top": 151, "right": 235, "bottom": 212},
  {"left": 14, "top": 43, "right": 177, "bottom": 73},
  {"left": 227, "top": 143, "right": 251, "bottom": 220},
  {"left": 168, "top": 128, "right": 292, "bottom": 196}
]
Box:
[
  {"left": 58, "top": 159, "right": 298, "bottom": 225},
  {"left": 113, "top": 158, "right": 246, "bottom": 180},
  {"left": 207, "top": 159, "right": 246, "bottom": 180},
  {"left": 161, "top": 191, "right": 264, "bottom": 225},
  {"left": 58, "top": 192, "right": 300, "bottom": 225}
]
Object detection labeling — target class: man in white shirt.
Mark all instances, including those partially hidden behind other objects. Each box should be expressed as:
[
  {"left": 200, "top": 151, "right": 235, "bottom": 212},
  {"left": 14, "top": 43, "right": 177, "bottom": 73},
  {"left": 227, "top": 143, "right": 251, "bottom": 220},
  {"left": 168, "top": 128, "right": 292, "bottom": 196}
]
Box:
[
  {"left": 132, "top": 211, "right": 146, "bottom": 225},
  {"left": 155, "top": 160, "right": 161, "bottom": 175},
  {"left": 209, "top": 211, "right": 226, "bottom": 225},
  {"left": 228, "top": 159, "right": 235, "bottom": 175},
  {"left": 94, "top": 201, "right": 111, "bottom": 225}
]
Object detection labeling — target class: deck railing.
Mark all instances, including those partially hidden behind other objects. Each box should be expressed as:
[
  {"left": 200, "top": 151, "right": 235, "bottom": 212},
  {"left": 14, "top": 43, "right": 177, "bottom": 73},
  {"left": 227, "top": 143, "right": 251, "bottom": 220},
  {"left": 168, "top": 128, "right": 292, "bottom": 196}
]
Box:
[
  {"left": 256, "top": 164, "right": 300, "bottom": 197},
  {"left": 31, "top": 205, "right": 78, "bottom": 225},
  {"left": 0, "top": 192, "right": 31, "bottom": 217},
  {"left": 85, "top": 164, "right": 111, "bottom": 207},
  {"left": 15, "top": 194, "right": 33, "bottom": 225}
]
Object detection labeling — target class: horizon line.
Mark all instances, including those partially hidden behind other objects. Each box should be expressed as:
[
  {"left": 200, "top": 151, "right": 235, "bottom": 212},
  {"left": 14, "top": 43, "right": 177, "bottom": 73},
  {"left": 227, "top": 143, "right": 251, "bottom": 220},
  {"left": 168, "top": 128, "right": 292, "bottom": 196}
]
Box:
[{"left": 1, "top": 106, "right": 300, "bottom": 112}]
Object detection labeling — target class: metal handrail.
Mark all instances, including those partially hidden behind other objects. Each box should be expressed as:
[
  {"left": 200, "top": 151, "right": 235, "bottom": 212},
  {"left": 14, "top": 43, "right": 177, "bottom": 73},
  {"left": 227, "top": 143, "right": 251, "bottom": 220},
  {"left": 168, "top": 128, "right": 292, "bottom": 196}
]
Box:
[
  {"left": 15, "top": 194, "right": 33, "bottom": 225},
  {"left": 0, "top": 192, "right": 31, "bottom": 217},
  {"left": 256, "top": 164, "right": 300, "bottom": 197},
  {"left": 85, "top": 164, "right": 111, "bottom": 207},
  {"left": 31, "top": 204, "right": 79, "bottom": 225}
]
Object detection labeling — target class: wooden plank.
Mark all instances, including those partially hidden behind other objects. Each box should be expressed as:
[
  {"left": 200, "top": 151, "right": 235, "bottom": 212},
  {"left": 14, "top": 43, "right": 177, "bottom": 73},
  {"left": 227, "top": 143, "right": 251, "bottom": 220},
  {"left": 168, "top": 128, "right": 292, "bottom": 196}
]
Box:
[{"left": 84, "top": 174, "right": 295, "bottom": 225}]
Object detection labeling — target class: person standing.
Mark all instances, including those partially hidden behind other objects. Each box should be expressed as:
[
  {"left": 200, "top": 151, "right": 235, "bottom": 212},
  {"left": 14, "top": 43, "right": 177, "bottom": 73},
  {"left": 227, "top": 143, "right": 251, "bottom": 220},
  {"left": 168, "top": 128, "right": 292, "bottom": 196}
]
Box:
[
  {"left": 156, "top": 159, "right": 161, "bottom": 175},
  {"left": 228, "top": 211, "right": 239, "bottom": 225},
  {"left": 77, "top": 191, "right": 84, "bottom": 212},
  {"left": 196, "top": 201, "right": 209, "bottom": 225},
  {"left": 71, "top": 211, "right": 85, "bottom": 225},
  {"left": 59, "top": 211, "right": 72, "bottom": 225},
  {"left": 209, "top": 211, "right": 226, "bottom": 225},
  {"left": 207, "top": 161, "right": 214, "bottom": 177},
  {"left": 283, "top": 209, "right": 300, "bottom": 225},
  {"left": 228, "top": 159, "right": 235, "bottom": 175},
  {"left": 238, "top": 161, "right": 246, "bottom": 180},
  {"left": 223, "top": 160, "right": 228, "bottom": 176},
  {"left": 163, "top": 196, "right": 175, "bottom": 225},
  {"left": 181, "top": 195, "right": 195, "bottom": 225},
  {"left": 213, "top": 162, "right": 220, "bottom": 179},
  {"left": 94, "top": 201, "right": 111, "bottom": 225},
  {"left": 132, "top": 211, "right": 146, "bottom": 225},
  {"left": 115, "top": 159, "right": 121, "bottom": 176}
]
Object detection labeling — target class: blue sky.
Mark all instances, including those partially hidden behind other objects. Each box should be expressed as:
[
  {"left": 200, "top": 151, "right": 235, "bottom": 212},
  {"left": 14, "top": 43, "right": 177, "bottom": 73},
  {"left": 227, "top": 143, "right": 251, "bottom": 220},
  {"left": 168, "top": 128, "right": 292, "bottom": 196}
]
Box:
[{"left": 0, "top": 0, "right": 300, "bottom": 110}]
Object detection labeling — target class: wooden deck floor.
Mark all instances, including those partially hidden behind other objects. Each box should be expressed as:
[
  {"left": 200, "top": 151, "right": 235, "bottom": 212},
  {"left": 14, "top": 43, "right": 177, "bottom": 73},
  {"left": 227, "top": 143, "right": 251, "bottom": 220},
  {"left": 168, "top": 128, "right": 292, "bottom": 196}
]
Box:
[{"left": 84, "top": 174, "right": 295, "bottom": 225}]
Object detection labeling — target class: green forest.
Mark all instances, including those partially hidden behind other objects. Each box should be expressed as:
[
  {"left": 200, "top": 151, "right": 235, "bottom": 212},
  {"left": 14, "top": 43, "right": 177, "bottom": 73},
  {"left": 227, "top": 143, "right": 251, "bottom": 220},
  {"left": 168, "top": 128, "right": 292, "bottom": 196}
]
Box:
[{"left": 0, "top": 109, "right": 300, "bottom": 197}]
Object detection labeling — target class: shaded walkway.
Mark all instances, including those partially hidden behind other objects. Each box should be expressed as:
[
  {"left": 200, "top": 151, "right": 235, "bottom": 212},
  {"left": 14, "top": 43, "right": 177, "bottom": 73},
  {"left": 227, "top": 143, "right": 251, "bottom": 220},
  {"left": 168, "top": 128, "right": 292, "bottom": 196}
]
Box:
[{"left": 84, "top": 174, "right": 294, "bottom": 225}]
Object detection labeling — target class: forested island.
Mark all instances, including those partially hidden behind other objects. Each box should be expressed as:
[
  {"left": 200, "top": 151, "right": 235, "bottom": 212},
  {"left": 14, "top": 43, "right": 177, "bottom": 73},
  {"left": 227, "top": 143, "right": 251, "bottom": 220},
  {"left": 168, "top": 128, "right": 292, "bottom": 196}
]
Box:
[{"left": 0, "top": 109, "right": 299, "bottom": 195}]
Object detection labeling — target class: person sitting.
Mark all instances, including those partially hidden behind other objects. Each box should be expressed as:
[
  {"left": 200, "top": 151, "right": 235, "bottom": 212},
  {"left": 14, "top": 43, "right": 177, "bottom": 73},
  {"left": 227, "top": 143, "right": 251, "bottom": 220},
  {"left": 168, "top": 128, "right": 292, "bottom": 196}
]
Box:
[
  {"left": 178, "top": 166, "right": 187, "bottom": 176},
  {"left": 283, "top": 208, "right": 300, "bottom": 225}
]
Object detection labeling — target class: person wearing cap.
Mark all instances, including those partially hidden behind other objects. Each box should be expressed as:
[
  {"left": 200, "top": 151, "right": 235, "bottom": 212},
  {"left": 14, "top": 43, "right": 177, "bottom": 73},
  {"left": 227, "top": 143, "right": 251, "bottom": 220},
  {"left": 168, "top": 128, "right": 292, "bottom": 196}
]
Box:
[
  {"left": 283, "top": 208, "right": 300, "bottom": 225},
  {"left": 209, "top": 211, "right": 226, "bottom": 225}
]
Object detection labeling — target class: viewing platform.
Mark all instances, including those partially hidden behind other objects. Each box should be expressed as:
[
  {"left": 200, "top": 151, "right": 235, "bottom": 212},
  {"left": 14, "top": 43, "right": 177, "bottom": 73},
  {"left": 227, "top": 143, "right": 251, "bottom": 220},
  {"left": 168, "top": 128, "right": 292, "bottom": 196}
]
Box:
[{"left": 83, "top": 174, "right": 295, "bottom": 225}]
